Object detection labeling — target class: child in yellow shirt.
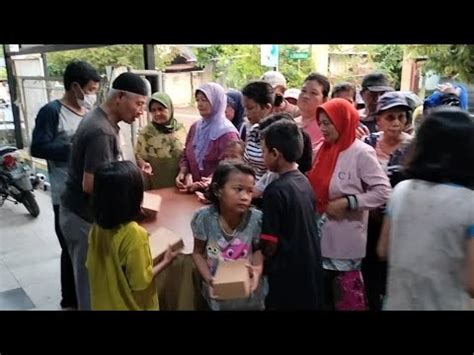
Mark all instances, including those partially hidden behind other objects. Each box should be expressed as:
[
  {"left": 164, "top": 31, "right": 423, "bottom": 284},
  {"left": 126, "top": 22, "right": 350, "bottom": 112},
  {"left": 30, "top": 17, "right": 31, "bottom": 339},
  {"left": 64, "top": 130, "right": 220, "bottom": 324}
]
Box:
[{"left": 86, "top": 161, "right": 177, "bottom": 310}]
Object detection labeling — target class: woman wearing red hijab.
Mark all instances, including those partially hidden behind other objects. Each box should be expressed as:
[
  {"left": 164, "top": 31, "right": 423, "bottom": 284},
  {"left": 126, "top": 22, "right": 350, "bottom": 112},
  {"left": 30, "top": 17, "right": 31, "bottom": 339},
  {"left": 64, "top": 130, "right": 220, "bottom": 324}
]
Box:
[{"left": 308, "top": 98, "right": 391, "bottom": 310}]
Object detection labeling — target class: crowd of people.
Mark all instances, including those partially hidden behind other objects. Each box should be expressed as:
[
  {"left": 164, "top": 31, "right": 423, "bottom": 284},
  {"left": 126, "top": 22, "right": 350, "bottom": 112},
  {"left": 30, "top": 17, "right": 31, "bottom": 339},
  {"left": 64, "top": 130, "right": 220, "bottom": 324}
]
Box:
[{"left": 30, "top": 59, "right": 474, "bottom": 310}]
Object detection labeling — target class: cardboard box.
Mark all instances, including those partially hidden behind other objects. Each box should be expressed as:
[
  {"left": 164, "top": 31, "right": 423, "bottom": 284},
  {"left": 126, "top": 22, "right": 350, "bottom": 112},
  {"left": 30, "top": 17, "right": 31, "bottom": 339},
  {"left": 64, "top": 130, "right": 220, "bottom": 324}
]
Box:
[
  {"left": 148, "top": 227, "right": 184, "bottom": 265},
  {"left": 141, "top": 192, "right": 162, "bottom": 219},
  {"left": 213, "top": 259, "right": 251, "bottom": 300}
]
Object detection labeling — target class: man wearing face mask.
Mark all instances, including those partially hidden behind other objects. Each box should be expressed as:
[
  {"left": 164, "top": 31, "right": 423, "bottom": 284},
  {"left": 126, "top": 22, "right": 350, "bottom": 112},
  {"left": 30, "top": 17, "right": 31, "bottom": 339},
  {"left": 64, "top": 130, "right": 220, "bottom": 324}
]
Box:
[{"left": 31, "top": 60, "right": 100, "bottom": 310}]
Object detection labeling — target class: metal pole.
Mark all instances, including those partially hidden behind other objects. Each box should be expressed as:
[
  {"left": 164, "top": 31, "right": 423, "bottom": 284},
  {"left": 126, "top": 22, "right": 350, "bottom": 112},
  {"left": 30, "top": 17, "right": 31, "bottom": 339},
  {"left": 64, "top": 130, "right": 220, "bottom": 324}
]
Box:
[
  {"left": 3, "top": 45, "right": 23, "bottom": 149},
  {"left": 41, "top": 53, "right": 52, "bottom": 103},
  {"left": 19, "top": 78, "right": 31, "bottom": 147},
  {"left": 143, "top": 44, "right": 158, "bottom": 93}
]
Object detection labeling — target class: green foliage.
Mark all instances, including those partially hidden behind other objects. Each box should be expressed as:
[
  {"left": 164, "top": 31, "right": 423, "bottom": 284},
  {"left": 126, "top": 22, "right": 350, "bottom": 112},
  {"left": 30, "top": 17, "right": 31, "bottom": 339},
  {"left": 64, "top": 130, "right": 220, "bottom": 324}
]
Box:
[
  {"left": 195, "top": 45, "right": 314, "bottom": 90},
  {"left": 196, "top": 45, "right": 262, "bottom": 89},
  {"left": 279, "top": 46, "right": 315, "bottom": 88},
  {"left": 407, "top": 45, "right": 473, "bottom": 83},
  {"left": 0, "top": 46, "right": 6, "bottom": 80},
  {"left": 46, "top": 45, "right": 176, "bottom": 76},
  {"left": 367, "top": 45, "right": 404, "bottom": 89}
]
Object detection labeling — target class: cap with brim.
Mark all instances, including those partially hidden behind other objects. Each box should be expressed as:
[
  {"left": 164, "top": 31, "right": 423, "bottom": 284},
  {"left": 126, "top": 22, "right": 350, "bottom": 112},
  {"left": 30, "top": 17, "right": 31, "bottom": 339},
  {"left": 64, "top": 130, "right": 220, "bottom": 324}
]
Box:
[
  {"left": 284, "top": 88, "right": 300, "bottom": 100},
  {"left": 377, "top": 102, "right": 411, "bottom": 114},
  {"left": 376, "top": 92, "right": 412, "bottom": 114},
  {"left": 361, "top": 73, "right": 394, "bottom": 93}
]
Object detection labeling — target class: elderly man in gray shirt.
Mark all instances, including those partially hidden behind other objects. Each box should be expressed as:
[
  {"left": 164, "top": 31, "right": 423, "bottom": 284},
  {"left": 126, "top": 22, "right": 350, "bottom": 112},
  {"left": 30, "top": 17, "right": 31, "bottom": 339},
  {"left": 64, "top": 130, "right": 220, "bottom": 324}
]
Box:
[{"left": 60, "top": 72, "right": 148, "bottom": 310}]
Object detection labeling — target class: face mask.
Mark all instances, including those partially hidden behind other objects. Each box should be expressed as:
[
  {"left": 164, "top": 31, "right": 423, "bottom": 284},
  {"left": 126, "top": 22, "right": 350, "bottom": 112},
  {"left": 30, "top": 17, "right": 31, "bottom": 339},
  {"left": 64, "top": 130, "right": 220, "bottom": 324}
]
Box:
[
  {"left": 78, "top": 93, "right": 97, "bottom": 110},
  {"left": 76, "top": 85, "right": 97, "bottom": 110}
]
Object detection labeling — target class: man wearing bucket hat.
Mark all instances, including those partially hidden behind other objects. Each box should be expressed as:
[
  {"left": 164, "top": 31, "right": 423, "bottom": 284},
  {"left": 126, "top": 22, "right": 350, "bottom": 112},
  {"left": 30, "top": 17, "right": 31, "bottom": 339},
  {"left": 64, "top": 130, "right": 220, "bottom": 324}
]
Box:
[{"left": 362, "top": 91, "right": 413, "bottom": 311}]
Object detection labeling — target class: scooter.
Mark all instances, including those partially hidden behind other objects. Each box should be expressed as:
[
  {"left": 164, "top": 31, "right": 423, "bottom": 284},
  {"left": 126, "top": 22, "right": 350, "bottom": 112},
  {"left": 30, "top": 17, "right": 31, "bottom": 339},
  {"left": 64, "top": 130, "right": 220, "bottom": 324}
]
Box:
[{"left": 0, "top": 145, "right": 40, "bottom": 217}]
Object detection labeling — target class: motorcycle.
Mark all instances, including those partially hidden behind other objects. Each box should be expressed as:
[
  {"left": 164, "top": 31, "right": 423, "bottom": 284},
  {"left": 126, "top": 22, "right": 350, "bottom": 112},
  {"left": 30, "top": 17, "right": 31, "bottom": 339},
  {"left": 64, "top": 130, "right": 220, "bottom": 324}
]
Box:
[{"left": 0, "top": 145, "right": 40, "bottom": 217}]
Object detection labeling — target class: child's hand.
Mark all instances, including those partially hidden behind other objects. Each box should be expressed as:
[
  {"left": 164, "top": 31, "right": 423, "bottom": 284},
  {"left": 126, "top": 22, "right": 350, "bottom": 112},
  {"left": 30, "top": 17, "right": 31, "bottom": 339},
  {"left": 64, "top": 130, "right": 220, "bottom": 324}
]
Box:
[
  {"left": 208, "top": 278, "right": 220, "bottom": 300},
  {"left": 246, "top": 263, "right": 262, "bottom": 293},
  {"left": 163, "top": 245, "right": 179, "bottom": 264}
]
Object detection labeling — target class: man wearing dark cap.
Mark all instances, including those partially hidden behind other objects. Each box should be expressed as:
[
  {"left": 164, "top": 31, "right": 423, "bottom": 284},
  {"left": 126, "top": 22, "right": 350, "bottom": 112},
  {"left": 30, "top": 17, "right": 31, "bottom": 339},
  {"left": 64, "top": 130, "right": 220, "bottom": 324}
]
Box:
[
  {"left": 59, "top": 72, "right": 148, "bottom": 310},
  {"left": 359, "top": 73, "right": 394, "bottom": 133}
]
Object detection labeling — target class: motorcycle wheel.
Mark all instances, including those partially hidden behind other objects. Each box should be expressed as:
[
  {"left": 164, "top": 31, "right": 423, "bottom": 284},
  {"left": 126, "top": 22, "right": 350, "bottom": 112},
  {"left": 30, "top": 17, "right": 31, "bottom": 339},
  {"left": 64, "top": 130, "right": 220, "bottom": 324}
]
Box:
[{"left": 22, "top": 191, "right": 40, "bottom": 217}]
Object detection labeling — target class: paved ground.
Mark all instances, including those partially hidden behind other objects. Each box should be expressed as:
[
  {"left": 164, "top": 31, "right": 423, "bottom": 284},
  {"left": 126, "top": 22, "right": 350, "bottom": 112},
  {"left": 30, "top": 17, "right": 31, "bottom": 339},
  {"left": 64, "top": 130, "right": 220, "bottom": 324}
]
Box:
[{"left": 0, "top": 188, "right": 62, "bottom": 310}]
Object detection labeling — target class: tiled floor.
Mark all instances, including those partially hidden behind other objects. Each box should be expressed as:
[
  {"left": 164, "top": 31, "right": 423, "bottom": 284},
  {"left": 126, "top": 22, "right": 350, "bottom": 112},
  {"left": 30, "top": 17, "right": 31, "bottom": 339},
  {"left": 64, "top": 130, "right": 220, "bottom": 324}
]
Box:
[
  {"left": 0, "top": 189, "right": 62, "bottom": 310},
  {"left": 0, "top": 288, "right": 35, "bottom": 310}
]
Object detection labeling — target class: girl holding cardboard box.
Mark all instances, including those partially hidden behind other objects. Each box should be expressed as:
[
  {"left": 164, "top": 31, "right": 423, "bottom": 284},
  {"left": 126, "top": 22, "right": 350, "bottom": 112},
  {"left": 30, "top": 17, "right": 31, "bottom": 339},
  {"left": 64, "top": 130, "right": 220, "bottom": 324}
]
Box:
[{"left": 191, "top": 161, "right": 266, "bottom": 310}]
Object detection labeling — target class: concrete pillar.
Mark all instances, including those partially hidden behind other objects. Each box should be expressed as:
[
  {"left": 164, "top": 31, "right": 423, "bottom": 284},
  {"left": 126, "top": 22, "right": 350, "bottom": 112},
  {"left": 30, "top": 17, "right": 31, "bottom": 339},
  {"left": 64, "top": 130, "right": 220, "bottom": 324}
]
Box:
[
  {"left": 400, "top": 48, "right": 415, "bottom": 91},
  {"left": 311, "top": 45, "right": 329, "bottom": 75}
]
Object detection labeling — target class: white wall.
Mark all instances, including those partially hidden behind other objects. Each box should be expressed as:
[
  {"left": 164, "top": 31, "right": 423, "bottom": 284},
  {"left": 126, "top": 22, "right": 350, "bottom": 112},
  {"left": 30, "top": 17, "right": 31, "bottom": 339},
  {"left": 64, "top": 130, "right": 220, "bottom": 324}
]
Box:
[
  {"left": 164, "top": 72, "right": 193, "bottom": 107},
  {"left": 164, "top": 71, "right": 208, "bottom": 107}
]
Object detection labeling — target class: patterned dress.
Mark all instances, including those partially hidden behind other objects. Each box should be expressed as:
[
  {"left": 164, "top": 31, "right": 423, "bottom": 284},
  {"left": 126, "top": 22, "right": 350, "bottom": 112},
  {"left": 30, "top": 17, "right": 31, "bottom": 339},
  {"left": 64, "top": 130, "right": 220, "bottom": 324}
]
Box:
[{"left": 135, "top": 122, "right": 187, "bottom": 189}]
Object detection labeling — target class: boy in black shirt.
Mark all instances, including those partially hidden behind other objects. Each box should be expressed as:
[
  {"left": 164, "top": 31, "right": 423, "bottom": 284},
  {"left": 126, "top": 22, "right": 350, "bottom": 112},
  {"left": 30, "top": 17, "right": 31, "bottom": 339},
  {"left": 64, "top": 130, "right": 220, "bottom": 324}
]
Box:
[{"left": 260, "top": 118, "right": 324, "bottom": 310}]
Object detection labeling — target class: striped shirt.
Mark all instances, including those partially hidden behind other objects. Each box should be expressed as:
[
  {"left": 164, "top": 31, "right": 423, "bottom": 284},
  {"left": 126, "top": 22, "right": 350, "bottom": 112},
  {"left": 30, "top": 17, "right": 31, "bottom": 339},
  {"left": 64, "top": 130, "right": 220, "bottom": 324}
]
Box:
[{"left": 243, "top": 124, "right": 267, "bottom": 181}]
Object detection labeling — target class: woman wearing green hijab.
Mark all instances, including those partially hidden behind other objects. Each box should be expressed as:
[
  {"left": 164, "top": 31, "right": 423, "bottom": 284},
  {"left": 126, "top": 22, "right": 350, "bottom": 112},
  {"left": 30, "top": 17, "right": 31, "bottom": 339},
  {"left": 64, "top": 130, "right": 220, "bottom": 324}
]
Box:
[{"left": 135, "top": 92, "right": 187, "bottom": 189}]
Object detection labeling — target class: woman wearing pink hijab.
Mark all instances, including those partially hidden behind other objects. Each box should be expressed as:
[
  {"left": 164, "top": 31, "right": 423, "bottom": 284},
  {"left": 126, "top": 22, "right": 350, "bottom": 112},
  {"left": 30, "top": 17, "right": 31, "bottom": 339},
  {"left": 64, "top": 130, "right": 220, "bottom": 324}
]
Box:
[{"left": 176, "top": 82, "right": 240, "bottom": 193}]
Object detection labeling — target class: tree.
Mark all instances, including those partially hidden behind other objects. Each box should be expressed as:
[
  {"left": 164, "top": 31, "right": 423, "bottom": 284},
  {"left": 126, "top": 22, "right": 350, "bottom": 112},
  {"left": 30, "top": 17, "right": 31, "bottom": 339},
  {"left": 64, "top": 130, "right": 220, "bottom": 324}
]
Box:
[
  {"left": 406, "top": 45, "right": 473, "bottom": 83},
  {"left": 328, "top": 45, "right": 473, "bottom": 89},
  {"left": 196, "top": 45, "right": 261, "bottom": 89},
  {"left": 367, "top": 45, "right": 404, "bottom": 90},
  {"left": 46, "top": 45, "right": 177, "bottom": 76},
  {"left": 279, "top": 46, "right": 315, "bottom": 89},
  {"left": 0, "top": 46, "right": 6, "bottom": 80},
  {"left": 195, "top": 45, "right": 314, "bottom": 90}
]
